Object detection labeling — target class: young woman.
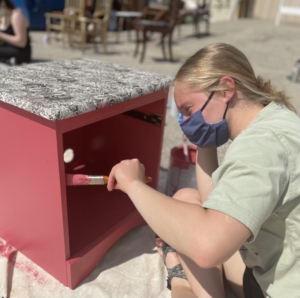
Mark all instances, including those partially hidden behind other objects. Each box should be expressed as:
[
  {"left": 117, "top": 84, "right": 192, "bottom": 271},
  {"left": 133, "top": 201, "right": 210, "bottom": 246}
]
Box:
[
  {"left": 0, "top": 0, "right": 31, "bottom": 64},
  {"left": 106, "top": 43, "right": 300, "bottom": 298}
]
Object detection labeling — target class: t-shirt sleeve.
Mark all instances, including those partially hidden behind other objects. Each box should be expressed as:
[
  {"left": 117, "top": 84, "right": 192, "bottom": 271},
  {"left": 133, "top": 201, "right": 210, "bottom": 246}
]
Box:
[{"left": 202, "top": 128, "right": 289, "bottom": 241}]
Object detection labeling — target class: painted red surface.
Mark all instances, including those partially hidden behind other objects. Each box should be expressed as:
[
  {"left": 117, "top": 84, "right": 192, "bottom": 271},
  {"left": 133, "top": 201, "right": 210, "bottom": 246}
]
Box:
[
  {"left": 73, "top": 164, "right": 86, "bottom": 171},
  {"left": 0, "top": 100, "right": 70, "bottom": 285},
  {"left": 1, "top": 239, "right": 47, "bottom": 285},
  {"left": 13, "top": 261, "right": 47, "bottom": 285},
  {"left": 0, "top": 90, "right": 167, "bottom": 289},
  {"left": 0, "top": 240, "right": 16, "bottom": 260}
]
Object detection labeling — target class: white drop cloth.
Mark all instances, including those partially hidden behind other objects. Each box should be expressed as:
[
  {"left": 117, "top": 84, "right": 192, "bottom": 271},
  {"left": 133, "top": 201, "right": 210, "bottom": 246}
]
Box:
[{"left": 0, "top": 226, "right": 170, "bottom": 298}]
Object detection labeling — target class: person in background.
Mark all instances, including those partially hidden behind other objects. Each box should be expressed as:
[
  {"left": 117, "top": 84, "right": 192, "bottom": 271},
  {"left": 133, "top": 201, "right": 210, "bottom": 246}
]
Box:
[
  {"left": 0, "top": 0, "right": 31, "bottom": 64},
  {"left": 107, "top": 43, "right": 300, "bottom": 298}
]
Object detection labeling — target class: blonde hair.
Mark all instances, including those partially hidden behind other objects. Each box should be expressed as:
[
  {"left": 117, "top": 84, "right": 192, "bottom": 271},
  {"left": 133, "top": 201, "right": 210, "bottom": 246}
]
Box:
[{"left": 175, "top": 43, "right": 296, "bottom": 113}]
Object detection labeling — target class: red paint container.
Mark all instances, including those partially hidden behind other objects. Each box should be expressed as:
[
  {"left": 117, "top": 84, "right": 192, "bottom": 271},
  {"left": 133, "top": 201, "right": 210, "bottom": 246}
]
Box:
[{"left": 165, "top": 145, "right": 198, "bottom": 196}]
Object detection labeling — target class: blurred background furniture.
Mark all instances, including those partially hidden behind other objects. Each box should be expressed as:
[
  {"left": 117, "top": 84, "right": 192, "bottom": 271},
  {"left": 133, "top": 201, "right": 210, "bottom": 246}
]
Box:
[
  {"left": 138, "top": 2, "right": 169, "bottom": 21},
  {"left": 275, "top": 0, "right": 300, "bottom": 25},
  {"left": 117, "top": 0, "right": 134, "bottom": 39},
  {"left": 115, "top": 11, "right": 142, "bottom": 42},
  {"left": 177, "top": 0, "right": 210, "bottom": 37},
  {"left": 291, "top": 59, "right": 300, "bottom": 82},
  {"left": 133, "top": 0, "right": 184, "bottom": 63},
  {"left": 69, "top": 0, "right": 112, "bottom": 53},
  {"left": 45, "top": 0, "right": 86, "bottom": 46},
  {"left": 115, "top": 0, "right": 142, "bottom": 42}
]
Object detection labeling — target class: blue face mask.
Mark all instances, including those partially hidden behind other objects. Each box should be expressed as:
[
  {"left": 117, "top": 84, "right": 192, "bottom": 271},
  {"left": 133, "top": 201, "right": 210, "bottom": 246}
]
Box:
[{"left": 179, "top": 91, "right": 229, "bottom": 148}]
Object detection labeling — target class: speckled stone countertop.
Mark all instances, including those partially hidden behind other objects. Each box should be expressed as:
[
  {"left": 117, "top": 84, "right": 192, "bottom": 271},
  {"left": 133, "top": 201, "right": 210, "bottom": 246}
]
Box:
[{"left": 0, "top": 59, "right": 172, "bottom": 121}]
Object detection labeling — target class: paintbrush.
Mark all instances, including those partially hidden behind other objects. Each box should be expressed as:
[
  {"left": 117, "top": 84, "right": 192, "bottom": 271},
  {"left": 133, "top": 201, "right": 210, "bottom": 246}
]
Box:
[{"left": 66, "top": 174, "right": 152, "bottom": 186}]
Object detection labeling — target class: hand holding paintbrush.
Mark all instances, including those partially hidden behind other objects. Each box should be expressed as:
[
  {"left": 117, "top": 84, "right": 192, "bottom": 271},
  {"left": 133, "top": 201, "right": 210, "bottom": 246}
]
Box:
[
  {"left": 66, "top": 159, "right": 152, "bottom": 193},
  {"left": 66, "top": 174, "right": 152, "bottom": 186},
  {"left": 66, "top": 158, "right": 152, "bottom": 188}
]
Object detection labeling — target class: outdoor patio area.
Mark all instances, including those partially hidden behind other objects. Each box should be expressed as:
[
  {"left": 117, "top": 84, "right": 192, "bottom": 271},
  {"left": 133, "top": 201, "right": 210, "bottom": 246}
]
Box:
[
  {"left": 30, "top": 19, "right": 300, "bottom": 173},
  {"left": 1, "top": 14, "right": 300, "bottom": 298}
]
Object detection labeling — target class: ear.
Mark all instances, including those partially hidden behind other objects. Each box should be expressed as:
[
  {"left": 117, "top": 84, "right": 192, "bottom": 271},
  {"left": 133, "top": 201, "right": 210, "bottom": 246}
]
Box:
[{"left": 219, "top": 76, "right": 235, "bottom": 103}]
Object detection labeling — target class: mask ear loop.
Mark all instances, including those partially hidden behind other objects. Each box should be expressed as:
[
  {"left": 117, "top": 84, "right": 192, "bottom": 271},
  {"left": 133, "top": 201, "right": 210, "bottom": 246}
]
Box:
[
  {"left": 223, "top": 103, "right": 229, "bottom": 119},
  {"left": 200, "top": 91, "right": 215, "bottom": 112}
]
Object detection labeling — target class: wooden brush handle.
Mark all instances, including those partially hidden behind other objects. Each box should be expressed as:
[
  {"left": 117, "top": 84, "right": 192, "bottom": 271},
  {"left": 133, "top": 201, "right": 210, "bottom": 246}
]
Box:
[
  {"left": 103, "top": 176, "right": 109, "bottom": 184},
  {"left": 145, "top": 176, "right": 152, "bottom": 183}
]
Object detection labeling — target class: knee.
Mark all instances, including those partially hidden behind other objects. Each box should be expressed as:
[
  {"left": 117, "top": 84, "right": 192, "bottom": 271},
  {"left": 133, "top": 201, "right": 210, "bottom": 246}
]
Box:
[{"left": 172, "top": 188, "right": 201, "bottom": 205}]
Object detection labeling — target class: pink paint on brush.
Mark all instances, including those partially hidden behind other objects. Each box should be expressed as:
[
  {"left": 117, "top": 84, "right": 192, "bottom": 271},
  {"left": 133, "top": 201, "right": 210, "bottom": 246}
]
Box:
[
  {"left": 66, "top": 174, "right": 109, "bottom": 186},
  {"left": 66, "top": 174, "right": 92, "bottom": 185}
]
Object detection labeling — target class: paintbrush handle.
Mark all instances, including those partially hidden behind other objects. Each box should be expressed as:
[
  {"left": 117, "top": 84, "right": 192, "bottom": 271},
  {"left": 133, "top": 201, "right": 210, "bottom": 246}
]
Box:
[
  {"left": 103, "top": 176, "right": 152, "bottom": 184},
  {"left": 145, "top": 176, "right": 153, "bottom": 183},
  {"left": 102, "top": 176, "right": 109, "bottom": 184},
  {"left": 66, "top": 174, "right": 153, "bottom": 186}
]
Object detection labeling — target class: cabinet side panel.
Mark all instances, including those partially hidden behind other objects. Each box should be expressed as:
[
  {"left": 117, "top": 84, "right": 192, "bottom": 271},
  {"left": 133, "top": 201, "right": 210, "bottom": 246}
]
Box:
[{"left": 0, "top": 104, "right": 68, "bottom": 285}]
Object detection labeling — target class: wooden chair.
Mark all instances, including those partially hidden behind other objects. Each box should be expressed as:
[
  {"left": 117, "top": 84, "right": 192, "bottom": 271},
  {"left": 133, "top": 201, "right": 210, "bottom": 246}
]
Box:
[
  {"left": 133, "top": 0, "right": 184, "bottom": 63},
  {"left": 137, "top": 3, "right": 169, "bottom": 23},
  {"left": 45, "top": 0, "right": 86, "bottom": 46},
  {"left": 177, "top": 0, "right": 210, "bottom": 37},
  {"left": 275, "top": 0, "right": 300, "bottom": 25},
  {"left": 70, "top": 0, "right": 112, "bottom": 53},
  {"left": 115, "top": 0, "right": 142, "bottom": 42}
]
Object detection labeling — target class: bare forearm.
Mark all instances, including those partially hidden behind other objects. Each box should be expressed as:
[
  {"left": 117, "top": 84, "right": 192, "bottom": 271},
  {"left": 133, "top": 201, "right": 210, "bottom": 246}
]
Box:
[
  {"left": 196, "top": 147, "right": 218, "bottom": 203},
  {"left": 126, "top": 180, "right": 208, "bottom": 259},
  {"left": 0, "top": 32, "right": 26, "bottom": 48},
  {"left": 108, "top": 157, "right": 251, "bottom": 268}
]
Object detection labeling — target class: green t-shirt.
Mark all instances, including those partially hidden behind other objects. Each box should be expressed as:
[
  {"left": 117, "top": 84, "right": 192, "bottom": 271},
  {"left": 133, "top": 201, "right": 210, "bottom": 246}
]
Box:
[{"left": 202, "top": 102, "right": 300, "bottom": 297}]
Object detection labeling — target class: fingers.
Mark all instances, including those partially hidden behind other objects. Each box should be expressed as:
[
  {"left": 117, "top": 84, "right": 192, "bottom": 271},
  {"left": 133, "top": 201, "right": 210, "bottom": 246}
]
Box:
[
  {"left": 107, "top": 158, "right": 146, "bottom": 192},
  {"left": 107, "top": 166, "right": 117, "bottom": 191}
]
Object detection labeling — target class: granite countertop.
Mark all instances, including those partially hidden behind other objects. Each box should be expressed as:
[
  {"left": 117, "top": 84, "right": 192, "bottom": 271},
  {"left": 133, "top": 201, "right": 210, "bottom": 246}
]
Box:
[{"left": 0, "top": 59, "right": 172, "bottom": 121}]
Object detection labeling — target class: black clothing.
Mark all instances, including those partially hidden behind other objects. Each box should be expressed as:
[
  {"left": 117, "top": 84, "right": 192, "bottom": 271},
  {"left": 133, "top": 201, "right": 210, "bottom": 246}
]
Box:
[
  {"left": 243, "top": 267, "right": 265, "bottom": 298},
  {"left": 0, "top": 23, "right": 31, "bottom": 64}
]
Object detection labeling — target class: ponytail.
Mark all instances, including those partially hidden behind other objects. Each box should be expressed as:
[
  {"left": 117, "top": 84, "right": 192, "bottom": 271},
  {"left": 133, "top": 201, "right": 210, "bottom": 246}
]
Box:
[{"left": 256, "top": 76, "right": 296, "bottom": 113}]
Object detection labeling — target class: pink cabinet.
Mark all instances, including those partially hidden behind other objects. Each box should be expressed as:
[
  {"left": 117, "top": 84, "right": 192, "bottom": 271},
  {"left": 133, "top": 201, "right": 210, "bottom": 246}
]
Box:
[{"left": 0, "top": 60, "right": 170, "bottom": 288}]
